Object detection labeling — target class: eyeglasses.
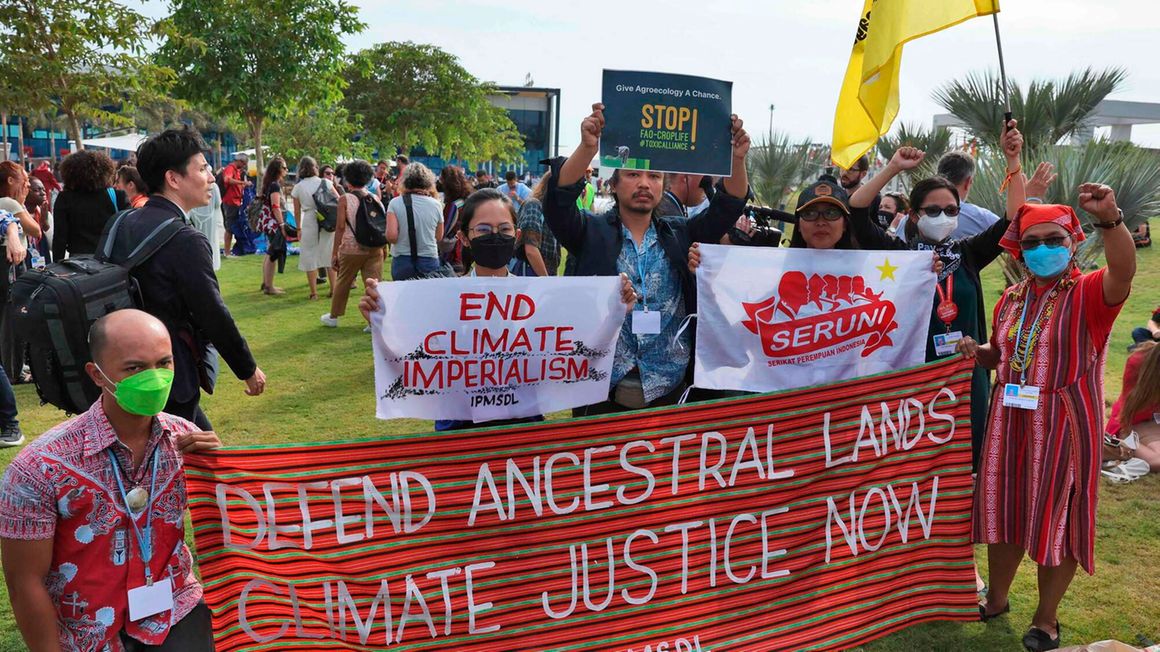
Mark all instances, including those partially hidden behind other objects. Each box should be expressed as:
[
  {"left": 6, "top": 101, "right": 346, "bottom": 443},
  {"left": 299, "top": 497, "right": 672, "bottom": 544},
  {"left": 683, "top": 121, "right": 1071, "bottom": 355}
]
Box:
[
  {"left": 1019, "top": 236, "right": 1069, "bottom": 250},
  {"left": 799, "top": 208, "right": 845, "bottom": 222},
  {"left": 469, "top": 224, "right": 516, "bottom": 237},
  {"left": 918, "top": 205, "right": 960, "bottom": 217}
]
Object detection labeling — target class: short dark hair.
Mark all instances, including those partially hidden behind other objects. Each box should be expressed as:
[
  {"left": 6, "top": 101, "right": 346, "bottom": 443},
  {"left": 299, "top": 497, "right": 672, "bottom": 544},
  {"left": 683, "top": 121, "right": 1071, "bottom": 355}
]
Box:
[
  {"left": 395, "top": 155, "right": 409, "bottom": 165},
  {"left": 906, "top": 175, "right": 961, "bottom": 241},
  {"left": 504, "top": 170, "right": 517, "bottom": 182},
  {"left": 115, "top": 166, "right": 146, "bottom": 195},
  {"left": 461, "top": 188, "right": 517, "bottom": 230},
  {"left": 136, "top": 126, "right": 207, "bottom": 195},
  {"left": 849, "top": 155, "right": 870, "bottom": 172},
  {"left": 936, "top": 151, "right": 975, "bottom": 186},
  {"left": 344, "top": 159, "right": 374, "bottom": 188},
  {"left": 59, "top": 150, "right": 116, "bottom": 193}
]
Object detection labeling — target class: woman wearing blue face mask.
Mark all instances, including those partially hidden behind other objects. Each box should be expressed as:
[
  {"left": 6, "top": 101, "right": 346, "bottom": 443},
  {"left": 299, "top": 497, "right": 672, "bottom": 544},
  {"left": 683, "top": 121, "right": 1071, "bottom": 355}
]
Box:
[
  {"left": 955, "top": 188, "right": 1136, "bottom": 650},
  {"left": 847, "top": 122, "right": 1025, "bottom": 476}
]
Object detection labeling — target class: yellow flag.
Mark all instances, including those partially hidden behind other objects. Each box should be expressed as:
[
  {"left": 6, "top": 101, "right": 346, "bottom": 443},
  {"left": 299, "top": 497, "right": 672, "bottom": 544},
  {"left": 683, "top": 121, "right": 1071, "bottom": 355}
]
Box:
[{"left": 831, "top": 0, "right": 999, "bottom": 169}]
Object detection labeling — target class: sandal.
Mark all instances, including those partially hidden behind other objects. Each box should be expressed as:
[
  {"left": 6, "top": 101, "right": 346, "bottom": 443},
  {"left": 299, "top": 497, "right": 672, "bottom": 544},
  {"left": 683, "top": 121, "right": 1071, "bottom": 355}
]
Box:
[
  {"left": 1101, "top": 458, "right": 1150, "bottom": 484},
  {"left": 978, "top": 600, "right": 1010, "bottom": 622},
  {"left": 1022, "top": 622, "right": 1061, "bottom": 651}
]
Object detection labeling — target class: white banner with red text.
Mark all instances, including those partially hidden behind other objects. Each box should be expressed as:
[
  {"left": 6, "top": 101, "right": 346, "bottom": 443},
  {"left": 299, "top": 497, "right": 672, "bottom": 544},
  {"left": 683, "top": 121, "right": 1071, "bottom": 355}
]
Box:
[
  {"left": 370, "top": 276, "right": 625, "bottom": 421},
  {"left": 695, "top": 244, "right": 936, "bottom": 392}
]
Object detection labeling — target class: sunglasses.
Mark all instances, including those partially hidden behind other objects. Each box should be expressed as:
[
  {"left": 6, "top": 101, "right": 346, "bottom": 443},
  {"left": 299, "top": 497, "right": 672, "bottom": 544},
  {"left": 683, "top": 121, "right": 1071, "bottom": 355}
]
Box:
[
  {"left": 799, "top": 208, "right": 845, "bottom": 222},
  {"left": 917, "top": 205, "right": 960, "bottom": 217},
  {"left": 1019, "top": 236, "right": 1069, "bottom": 250}
]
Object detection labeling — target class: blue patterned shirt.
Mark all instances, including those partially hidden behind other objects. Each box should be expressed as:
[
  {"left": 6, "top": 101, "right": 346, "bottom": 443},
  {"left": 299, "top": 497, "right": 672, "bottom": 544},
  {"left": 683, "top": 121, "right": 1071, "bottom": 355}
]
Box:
[{"left": 613, "top": 222, "right": 690, "bottom": 403}]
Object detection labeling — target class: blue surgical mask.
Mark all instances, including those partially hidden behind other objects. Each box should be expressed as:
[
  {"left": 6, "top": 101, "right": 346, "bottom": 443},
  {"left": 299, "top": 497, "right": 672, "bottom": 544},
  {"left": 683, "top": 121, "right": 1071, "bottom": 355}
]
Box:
[{"left": 1022, "top": 243, "right": 1072, "bottom": 278}]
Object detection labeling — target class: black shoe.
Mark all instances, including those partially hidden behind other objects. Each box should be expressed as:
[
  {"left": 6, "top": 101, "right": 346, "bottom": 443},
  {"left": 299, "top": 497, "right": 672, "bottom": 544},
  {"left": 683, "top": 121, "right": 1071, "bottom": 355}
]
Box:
[
  {"left": 0, "top": 424, "right": 24, "bottom": 448},
  {"left": 979, "top": 601, "right": 1010, "bottom": 622},
  {"left": 1022, "top": 623, "right": 1061, "bottom": 651}
]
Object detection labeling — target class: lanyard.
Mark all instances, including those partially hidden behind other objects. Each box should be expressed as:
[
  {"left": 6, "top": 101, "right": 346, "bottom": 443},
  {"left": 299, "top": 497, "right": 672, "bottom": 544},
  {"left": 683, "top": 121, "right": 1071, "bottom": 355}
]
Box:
[
  {"left": 1011, "top": 280, "right": 1060, "bottom": 384},
  {"left": 630, "top": 229, "right": 652, "bottom": 310},
  {"left": 934, "top": 273, "right": 955, "bottom": 329},
  {"left": 108, "top": 445, "right": 161, "bottom": 585}
]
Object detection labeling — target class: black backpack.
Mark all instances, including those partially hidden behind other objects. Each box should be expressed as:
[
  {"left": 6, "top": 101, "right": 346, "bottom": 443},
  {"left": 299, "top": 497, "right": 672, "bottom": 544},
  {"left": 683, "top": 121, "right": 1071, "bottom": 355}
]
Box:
[
  {"left": 353, "top": 191, "right": 388, "bottom": 248},
  {"left": 215, "top": 168, "right": 228, "bottom": 197},
  {"left": 10, "top": 210, "right": 184, "bottom": 414}
]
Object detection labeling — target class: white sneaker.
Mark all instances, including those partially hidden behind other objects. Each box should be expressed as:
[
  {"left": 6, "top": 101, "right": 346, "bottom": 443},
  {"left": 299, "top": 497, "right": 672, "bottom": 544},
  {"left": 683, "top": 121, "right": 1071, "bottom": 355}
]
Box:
[
  {"left": 363, "top": 325, "right": 372, "bottom": 333},
  {"left": 320, "top": 313, "right": 338, "bottom": 328}
]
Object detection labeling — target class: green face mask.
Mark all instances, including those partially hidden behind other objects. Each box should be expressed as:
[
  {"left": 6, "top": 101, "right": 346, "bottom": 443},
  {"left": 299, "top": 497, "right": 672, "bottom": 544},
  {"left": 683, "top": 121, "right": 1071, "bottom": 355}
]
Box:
[{"left": 96, "top": 366, "right": 175, "bottom": 416}]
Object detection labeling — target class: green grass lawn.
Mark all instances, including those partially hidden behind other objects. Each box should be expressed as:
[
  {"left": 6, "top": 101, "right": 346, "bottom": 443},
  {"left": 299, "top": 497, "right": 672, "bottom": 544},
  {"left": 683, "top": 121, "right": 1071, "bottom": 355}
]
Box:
[{"left": 0, "top": 233, "right": 1157, "bottom": 651}]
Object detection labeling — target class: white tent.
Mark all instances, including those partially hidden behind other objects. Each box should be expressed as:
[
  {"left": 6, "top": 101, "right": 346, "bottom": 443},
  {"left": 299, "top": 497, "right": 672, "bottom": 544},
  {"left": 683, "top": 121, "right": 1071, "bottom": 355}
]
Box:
[{"left": 72, "top": 134, "right": 148, "bottom": 152}]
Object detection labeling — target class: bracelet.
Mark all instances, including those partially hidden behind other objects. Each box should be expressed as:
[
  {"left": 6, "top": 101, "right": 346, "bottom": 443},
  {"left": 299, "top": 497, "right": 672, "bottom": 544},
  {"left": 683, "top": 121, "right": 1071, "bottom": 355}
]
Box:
[
  {"left": 1026, "top": 196, "right": 1043, "bottom": 204},
  {"left": 1091, "top": 209, "right": 1124, "bottom": 230},
  {"left": 999, "top": 165, "right": 1022, "bottom": 192}
]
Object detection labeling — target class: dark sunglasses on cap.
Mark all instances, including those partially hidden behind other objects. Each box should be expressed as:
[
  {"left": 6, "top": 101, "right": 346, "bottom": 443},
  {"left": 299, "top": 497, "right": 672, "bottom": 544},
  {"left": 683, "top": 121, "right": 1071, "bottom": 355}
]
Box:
[
  {"left": 1019, "top": 235, "right": 1069, "bottom": 250},
  {"left": 917, "top": 204, "right": 960, "bottom": 217},
  {"left": 799, "top": 207, "right": 845, "bottom": 222}
]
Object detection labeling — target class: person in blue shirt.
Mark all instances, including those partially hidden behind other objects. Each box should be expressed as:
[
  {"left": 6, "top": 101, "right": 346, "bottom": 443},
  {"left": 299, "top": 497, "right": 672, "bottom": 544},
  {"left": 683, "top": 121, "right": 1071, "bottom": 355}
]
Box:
[
  {"left": 937, "top": 150, "right": 1002, "bottom": 240},
  {"left": 500, "top": 170, "right": 532, "bottom": 211}
]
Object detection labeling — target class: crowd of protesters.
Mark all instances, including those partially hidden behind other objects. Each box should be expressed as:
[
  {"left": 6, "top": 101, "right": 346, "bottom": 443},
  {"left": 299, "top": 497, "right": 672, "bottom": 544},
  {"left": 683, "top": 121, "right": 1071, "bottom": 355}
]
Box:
[{"left": 0, "top": 93, "right": 1148, "bottom": 652}]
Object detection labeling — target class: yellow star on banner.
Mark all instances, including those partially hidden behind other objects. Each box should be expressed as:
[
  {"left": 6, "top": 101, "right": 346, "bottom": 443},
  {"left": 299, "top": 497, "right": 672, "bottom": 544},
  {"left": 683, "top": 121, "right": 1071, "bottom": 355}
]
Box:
[{"left": 876, "top": 257, "right": 898, "bottom": 281}]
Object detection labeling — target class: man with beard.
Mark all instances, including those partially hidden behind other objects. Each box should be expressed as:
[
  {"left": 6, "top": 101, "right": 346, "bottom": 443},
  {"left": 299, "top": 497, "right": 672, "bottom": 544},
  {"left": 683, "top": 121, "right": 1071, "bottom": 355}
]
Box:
[
  {"left": 544, "top": 102, "right": 750, "bottom": 415},
  {"left": 838, "top": 154, "right": 881, "bottom": 221}
]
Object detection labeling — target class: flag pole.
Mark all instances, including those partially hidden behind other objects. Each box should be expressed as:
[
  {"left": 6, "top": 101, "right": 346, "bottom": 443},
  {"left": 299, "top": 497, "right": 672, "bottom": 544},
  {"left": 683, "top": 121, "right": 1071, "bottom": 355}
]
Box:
[{"left": 992, "top": 12, "right": 1013, "bottom": 126}]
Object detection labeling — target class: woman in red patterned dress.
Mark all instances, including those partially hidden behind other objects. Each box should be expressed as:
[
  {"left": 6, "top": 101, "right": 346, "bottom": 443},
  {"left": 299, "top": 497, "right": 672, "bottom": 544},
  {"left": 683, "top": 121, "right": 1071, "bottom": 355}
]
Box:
[{"left": 956, "top": 185, "right": 1135, "bottom": 651}]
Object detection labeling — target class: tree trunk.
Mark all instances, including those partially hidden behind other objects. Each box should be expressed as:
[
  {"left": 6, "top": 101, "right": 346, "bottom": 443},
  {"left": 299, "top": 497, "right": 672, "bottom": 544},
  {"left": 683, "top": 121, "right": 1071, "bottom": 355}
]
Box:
[
  {"left": 1, "top": 111, "right": 8, "bottom": 161},
  {"left": 17, "top": 117, "right": 26, "bottom": 166},
  {"left": 66, "top": 110, "right": 84, "bottom": 152},
  {"left": 249, "top": 116, "right": 265, "bottom": 175},
  {"left": 49, "top": 125, "right": 57, "bottom": 163}
]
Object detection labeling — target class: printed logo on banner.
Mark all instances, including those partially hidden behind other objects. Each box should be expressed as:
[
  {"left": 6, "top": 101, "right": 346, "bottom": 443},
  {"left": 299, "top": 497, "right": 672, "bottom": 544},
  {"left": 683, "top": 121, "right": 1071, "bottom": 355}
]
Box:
[{"left": 740, "top": 271, "right": 900, "bottom": 365}]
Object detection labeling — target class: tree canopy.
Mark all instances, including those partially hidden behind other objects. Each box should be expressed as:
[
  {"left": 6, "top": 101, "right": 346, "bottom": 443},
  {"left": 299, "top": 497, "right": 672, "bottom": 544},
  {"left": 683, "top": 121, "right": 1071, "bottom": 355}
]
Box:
[
  {"left": 0, "top": 0, "right": 175, "bottom": 149},
  {"left": 158, "top": 0, "right": 364, "bottom": 170},
  {"left": 343, "top": 41, "right": 524, "bottom": 163}
]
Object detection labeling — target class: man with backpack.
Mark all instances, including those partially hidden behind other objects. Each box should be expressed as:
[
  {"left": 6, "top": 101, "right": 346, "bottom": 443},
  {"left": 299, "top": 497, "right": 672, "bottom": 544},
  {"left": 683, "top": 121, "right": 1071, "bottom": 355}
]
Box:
[
  {"left": 104, "top": 126, "right": 266, "bottom": 428},
  {"left": 219, "top": 152, "right": 251, "bottom": 256},
  {"left": 320, "top": 159, "right": 387, "bottom": 328}
]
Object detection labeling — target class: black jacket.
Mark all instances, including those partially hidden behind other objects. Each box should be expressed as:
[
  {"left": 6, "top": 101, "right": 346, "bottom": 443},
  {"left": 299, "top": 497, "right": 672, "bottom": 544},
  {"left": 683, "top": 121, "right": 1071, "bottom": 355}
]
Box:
[
  {"left": 543, "top": 158, "right": 746, "bottom": 315},
  {"left": 105, "top": 196, "right": 257, "bottom": 403},
  {"left": 53, "top": 188, "right": 128, "bottom": 260}
]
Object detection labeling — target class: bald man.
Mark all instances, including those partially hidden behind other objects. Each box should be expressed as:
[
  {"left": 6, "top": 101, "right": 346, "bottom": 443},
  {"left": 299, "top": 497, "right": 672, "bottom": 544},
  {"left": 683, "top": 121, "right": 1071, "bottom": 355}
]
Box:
[{"left": 0, "top": 309, "right": 219, "bottom": 652}]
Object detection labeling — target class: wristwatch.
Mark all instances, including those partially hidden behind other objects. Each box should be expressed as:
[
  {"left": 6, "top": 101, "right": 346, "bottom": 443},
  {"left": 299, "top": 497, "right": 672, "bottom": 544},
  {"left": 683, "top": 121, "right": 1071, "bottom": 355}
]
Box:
[{"left": 1092, "top": 208, "right": 1124, "bottom": 229}]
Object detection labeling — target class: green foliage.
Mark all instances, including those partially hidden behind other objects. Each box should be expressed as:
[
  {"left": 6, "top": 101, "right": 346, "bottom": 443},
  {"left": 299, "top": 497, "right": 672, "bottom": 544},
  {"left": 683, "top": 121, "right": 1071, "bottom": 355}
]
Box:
[
  {"left": 263, "top": 102, "right": 373, "bottom": 164},
  {"left": 746, "top": 131, "right": 814, "bottom": 208},
  {"left": 158, "top": 0, "right": 364, "bottom": 170},
  {"left": 933, "top": 67, "right": 1126, "bottom": 151},
  {"left": 0, "top": 0, "right": 176, "bottom": 148},
  {"left": 343, "top": 41, "right": 524, "bottom": 163},
  {"left": 877, "top": 122, "right": 950, "bottom": 185}
]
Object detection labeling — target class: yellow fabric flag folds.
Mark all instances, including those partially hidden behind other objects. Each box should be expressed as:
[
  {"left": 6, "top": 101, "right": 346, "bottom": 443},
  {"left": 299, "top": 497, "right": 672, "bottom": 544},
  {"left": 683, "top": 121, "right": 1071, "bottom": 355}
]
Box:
[{"left": 831, "top": 0, "right": 999, "bottom": 169}]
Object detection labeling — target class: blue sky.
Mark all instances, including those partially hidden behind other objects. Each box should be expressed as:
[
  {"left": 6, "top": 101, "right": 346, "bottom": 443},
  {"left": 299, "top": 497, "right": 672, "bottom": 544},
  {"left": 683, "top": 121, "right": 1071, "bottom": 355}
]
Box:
[{"left": 142, "top": 0, "right": 1160, "bottom": 150}]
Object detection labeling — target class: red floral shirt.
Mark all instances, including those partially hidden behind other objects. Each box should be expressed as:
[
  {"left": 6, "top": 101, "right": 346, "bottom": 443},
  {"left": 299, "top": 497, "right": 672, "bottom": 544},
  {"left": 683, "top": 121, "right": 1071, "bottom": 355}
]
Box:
[{"left": 0, "top": 401, "right": 203, "bottom": 652}]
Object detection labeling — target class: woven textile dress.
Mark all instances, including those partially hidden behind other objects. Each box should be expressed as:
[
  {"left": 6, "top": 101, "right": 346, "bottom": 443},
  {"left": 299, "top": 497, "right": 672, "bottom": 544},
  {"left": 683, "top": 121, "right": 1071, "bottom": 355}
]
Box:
[{"left": 972, "top": 267, "right": 1123, "bottom": 574}]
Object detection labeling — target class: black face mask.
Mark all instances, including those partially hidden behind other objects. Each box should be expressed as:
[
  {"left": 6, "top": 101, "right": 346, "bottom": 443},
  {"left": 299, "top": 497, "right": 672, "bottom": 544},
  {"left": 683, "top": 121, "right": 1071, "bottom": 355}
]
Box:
[
  {"left": 469, "top": 232, "right": 517, "bottom": 270},
  {"left": 876, "top": 210, "right": 895, "bottom": 226}
]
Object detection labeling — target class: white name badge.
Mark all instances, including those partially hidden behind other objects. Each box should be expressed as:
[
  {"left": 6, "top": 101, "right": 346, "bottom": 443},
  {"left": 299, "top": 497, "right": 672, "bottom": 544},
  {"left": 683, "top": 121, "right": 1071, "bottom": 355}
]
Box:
[
  {"left": 933, "top": 330, "right": 964, "bottom": 357},
  {"left": 632, "top": 310, "right": 661, "bottom": 335},
  {"left": 128, "top": 577, "right": 174, "bottom": 622},
  {"left": 1002, "top": 383, "right": 1040, "bottom": 410},
  {"left": 1154, "top": 412, "right": 1160, "bottom": 425}
]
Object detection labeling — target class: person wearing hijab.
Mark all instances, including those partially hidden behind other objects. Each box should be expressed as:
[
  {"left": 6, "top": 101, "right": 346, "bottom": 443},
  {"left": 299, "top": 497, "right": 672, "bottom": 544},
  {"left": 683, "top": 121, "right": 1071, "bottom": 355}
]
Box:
[{"left": 957, "top": 187, "right": 1136, "bottom": 650}]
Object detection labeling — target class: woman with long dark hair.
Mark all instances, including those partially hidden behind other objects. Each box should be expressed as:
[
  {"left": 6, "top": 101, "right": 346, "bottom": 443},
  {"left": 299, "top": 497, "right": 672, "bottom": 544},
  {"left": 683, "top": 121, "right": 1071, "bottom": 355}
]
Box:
[
  {"left": 439, "top": 165, "right": 472, "bottom": 273},
  {"left": 259, "top": 157, "right": 289, "bottom": 295},
  {"left": 1107, "top": 341, "right": 1160, "bottom": 470}
]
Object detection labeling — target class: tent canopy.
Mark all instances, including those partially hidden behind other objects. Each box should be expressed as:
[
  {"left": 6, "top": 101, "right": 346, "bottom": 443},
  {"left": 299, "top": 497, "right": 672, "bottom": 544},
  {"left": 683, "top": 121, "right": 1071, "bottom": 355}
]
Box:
[{"left": 74, "top": 134, "right": 148, "bottom": 152}]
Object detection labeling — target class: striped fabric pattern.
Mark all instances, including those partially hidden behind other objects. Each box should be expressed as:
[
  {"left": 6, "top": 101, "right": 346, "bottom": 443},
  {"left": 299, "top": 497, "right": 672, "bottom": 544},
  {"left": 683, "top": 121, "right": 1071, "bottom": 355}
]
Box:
[{"left": 186, "top": 357, "right": 976, "bottom": 651}]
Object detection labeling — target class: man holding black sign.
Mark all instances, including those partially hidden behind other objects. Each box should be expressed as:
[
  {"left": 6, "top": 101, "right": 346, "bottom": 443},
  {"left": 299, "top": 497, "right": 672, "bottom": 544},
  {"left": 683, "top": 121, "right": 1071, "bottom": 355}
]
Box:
[{"left": 545, "top": 102, "right": 750, "bottom": 415}]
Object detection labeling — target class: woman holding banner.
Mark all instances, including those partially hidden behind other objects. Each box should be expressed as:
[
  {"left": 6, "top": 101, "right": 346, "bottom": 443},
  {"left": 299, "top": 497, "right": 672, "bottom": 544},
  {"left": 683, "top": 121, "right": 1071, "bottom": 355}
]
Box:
[
  {"left": 957, "top": 186, "right": 1136, "bottom": 650},
  {"left": 847, "top": 122, "right": 1025, "bottom": 474},
  {"left": 359, "top": 188, "right": 638, "bottom": 431}
]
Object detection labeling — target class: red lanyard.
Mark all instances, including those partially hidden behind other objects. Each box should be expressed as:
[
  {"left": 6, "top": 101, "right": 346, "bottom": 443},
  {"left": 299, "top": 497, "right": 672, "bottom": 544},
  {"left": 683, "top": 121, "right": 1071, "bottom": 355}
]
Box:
[{"left": 934, "top": 274, "right": 958, "bottom": 329}]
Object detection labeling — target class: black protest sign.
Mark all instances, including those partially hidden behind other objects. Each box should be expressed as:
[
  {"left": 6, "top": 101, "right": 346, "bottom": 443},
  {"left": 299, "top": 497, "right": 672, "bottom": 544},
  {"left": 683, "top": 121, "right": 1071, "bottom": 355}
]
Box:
[{"left": 600, "top": 69, "right": 733, "bottom": 176}]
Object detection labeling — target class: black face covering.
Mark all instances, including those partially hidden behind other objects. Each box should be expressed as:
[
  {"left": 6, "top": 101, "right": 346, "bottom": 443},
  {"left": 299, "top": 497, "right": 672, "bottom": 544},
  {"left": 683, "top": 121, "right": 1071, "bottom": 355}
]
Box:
[
  {"left": 876, "top": 210, "right": 896, "bottom": 228},
  {"left": 469, "top": 232, "right": 517, "bottom": 270}
]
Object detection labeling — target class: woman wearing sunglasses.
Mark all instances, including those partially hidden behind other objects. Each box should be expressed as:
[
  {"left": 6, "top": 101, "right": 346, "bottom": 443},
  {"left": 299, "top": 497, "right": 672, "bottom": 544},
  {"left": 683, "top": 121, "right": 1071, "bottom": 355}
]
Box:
[
  {"left": 955, "top": 187, "right": 1135, "bottom": 650},
  {"left": 847, "top": 123, "right": 1025, "bottom": 477}
]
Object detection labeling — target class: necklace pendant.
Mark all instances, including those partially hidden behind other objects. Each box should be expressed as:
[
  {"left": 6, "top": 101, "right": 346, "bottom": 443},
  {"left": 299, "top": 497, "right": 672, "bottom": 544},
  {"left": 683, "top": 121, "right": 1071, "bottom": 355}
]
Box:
[{"left": 126, "top": 486, "right": 150, "bottom": 513}]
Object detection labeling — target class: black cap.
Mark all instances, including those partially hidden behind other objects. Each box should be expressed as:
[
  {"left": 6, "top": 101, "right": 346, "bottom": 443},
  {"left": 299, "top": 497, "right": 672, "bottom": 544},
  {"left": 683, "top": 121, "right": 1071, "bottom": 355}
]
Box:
[{"left": 795, "top": 174, "right": 850, "bottom": 215}]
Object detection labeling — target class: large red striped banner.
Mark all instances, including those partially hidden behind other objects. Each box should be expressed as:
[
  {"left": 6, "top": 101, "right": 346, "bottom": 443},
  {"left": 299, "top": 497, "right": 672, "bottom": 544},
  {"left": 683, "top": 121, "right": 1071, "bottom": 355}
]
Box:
[{"left": 185, "top": 357, "right": 977, "bottom": 651}]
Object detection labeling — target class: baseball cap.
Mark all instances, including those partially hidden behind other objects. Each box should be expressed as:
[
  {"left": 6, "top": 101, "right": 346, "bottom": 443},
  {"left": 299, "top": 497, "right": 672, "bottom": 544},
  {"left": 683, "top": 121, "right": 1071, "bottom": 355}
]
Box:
[{"left": 795, "top": 174, "right": 850, "bottom": 215}]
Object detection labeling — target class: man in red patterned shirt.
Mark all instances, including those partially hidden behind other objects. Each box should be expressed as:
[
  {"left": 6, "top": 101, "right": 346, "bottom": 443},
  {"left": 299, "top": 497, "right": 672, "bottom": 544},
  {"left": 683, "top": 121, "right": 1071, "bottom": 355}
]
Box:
[{"left": 0, "top": 310, "right": 221, "bottom": 651}]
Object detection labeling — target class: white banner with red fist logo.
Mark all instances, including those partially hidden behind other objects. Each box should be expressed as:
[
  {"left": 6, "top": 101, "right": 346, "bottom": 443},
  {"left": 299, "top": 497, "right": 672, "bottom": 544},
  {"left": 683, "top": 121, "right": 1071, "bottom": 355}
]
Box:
[
  {"left": 370, "top": 276, "right": 626, "bottom": 422},
  {"left": 694, "top": 245, "right": 936, "bottom": 392}
]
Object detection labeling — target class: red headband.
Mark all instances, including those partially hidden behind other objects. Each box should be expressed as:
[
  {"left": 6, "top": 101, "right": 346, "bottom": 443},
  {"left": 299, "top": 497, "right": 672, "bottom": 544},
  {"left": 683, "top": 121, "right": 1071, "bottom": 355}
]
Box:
[{"left": 999, "top": 203, "right": 1085, "bottom": 259}]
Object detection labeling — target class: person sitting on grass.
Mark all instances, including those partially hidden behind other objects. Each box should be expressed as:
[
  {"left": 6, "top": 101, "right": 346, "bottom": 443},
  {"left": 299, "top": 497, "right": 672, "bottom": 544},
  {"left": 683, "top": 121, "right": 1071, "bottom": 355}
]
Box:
[{"left": 1106, "top": 341, "right": 1160, "bottom": 471}]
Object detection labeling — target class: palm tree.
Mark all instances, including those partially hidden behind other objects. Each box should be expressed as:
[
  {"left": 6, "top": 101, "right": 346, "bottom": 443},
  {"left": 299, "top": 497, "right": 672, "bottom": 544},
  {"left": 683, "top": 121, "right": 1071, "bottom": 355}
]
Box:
[
  {"left": 746, "top": 130, "right": 814, "bottom": 209},
  {"left": 933, "top": 67, "right": 1126, "bottom": 151},
  {"left": 877, "top": 122, "right": 952, "bottom": 187}
]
